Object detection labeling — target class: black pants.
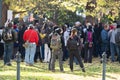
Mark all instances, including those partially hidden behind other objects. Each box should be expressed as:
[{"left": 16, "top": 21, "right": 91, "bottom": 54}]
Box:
[
  {"left": 0, "top": 43, "right": 4, "bottom": 59},
  {"left": 62, "top": 46, "right": 69, "bottom": 61},
  {"left": 84, "top": 43, "right": 93, "bottom": 63},
  {"left": 69, "top": 50, "right": 84, "bottom": 71},
  {"left": 34, "top": 46, "right": 42, "bottom": 62},
  {"left": 18, "top": 43, "right": 25, "bottom": 61}
]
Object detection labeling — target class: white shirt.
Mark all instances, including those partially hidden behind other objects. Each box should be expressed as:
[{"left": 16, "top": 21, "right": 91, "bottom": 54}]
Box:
[{"left": 64, "top": 30, "right": 70, "bottom": 46}]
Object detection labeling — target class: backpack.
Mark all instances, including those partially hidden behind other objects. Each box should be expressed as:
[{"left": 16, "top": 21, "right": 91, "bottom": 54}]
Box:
[
  {"left": 50, "top": 32, "right": 61, "bottom": 50},
  {"left": 67, "top": 37, "right": 78, "bottom": 50},
  {"left": 115, "top": 30, "right": 120, "bottom": 45},
  {"left": 87, "top": 31, "right": 93, "bottom": 43},
  {"left": 2, "top": 28, "right": 14, "bottom": 42}
]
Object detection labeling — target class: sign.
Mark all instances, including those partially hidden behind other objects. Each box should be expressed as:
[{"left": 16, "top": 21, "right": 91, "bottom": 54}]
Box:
[{"left": 7, "top": 10, "right": 13, "bottom": 21}]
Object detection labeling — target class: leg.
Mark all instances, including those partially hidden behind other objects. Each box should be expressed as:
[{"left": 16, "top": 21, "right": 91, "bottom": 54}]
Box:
[
  {"left": 44, "top": 44, "right": 48, "bottom": 62},
  {"left": 41, "top": 44, "right": 44, "bottom": 60},
  {"left": 58, "top": 49, "right": 64, "bottom": 71},
  {"left": 69, "top": 51, "right": 74, "bottom": 71},
  {"left": 29, "top": 43, "right": 36, "bottom": 65},
  {"left": 116, "top": 45, "right": 120, "bottom": 63},
  {"left": 25, "top": 44, "right": 30, "bottom": 64},
  {"left": 84, "top": 43, "right": 88, "bottom": 63},
  {"left": 51, "top": 50, "right": 56, "bottom": 71},
  {"left": 3, "top": 44, "right": 7, "bottom": 65},
  {"left": 110, "top": 42, "right": 116, "bottom": 62},
  {"left": 47, "top": 46, "right": 51, "bottom": 62},
  {"left": 19, "top": 43, "right": 25, "bottom": 61},
  {"left": 74, "top": 50, "right": 85, "bottom": 72},
  {"left": 88, "top": 47, "right": 93, "bottom": 63}
]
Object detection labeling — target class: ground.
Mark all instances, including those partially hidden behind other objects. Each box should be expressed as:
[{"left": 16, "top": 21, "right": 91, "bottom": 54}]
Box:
[{"left": 0, "top": 58, "right": 120, "bottom": 80}]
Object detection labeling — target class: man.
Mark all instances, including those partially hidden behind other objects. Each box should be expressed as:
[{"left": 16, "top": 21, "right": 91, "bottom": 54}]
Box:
[
  {"left": 101, "top": 24, "right": 109, "bottom": 62},
  {"left": 0, "top": 27, "right": 4, "bottom": 60},
  {"left": 23, "top": 24, "right": 39, "bottom": 66},
  {"left": 115, "top": 24, "right": 120, "bottom": 63},
  {"left": 109, "top": 23, "right": 118, "bottom": 62},
  {"left": 18, "top": 23, "right": 27, "bottom": 62},
  {"left": 2, "top": 22, "right": 17, "bottom": 66},
  {"left": 50, "top": 27, "right": 64, "bottom": 72}
]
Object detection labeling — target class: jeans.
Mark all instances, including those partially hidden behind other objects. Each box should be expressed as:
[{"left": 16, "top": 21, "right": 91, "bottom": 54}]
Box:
[
  {"left": 101, "top": 43, "right": 109, "bottom": 59},
  {"left": 4, "top": 42, "right": 14, "bottom": 64},
  {"left": 116, "top": 45, "right": 120, "bottom": 62},
  {"left": 93, "top": 41, "right": 101, "bottom": 57},
  {"left": 25, "top": 43, "right": 36, "bottom": 64},
  {"left": 110, "top": 42, "right": 117, "bottom": 62}
]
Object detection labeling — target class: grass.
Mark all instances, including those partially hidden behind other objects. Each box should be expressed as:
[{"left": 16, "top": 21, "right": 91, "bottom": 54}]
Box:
[{"left": 0, "top": 58, "right": 120, "bottom": 80}]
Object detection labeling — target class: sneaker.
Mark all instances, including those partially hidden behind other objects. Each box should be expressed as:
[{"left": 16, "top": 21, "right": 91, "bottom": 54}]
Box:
[
  {"left": 29, "top": 64, "right": 34, "bottom": 66},
  {"left": 60, "top": 70, "right": 65, "bottom": 73},
  {"left": 51, "top": 70, "right": 55, "bottom": 72},
  {"left": 82, "top": 68, "right": 85, "bottom": 72},
  {"left": 6, "top": 63, "right": 12, "bottom": 66},
  {"left": 71, "top": 69, "right": 73, "bottom": 72},
  {"left": 43, "top": 61, "right": 47, "bottom": 63},
  {"left": 25, "top": 63, "right": 29, "bottom": 66}
]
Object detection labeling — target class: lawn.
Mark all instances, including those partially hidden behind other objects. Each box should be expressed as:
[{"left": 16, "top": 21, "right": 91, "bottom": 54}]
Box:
[{"left": 0, "top": 58, "right": 120, "bottom": 80}]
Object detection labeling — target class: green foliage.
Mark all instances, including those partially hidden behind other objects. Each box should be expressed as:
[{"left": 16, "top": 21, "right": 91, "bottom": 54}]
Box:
[{"left": 3, "top": 0, "right": 120, "bottom": 24}]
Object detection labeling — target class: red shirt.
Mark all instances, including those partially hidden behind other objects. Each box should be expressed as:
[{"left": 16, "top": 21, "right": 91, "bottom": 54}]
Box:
[{"left": 23, "top": 29, "right": 39, "bottom": 45}]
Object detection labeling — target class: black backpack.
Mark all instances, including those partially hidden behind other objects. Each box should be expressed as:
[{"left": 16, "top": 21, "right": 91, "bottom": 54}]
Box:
[
  {"left": 67, "top": 37, "right": 78, "bottom": 50},
  {"left": 2, "top": 28, "right": 14, "bottom": 42},
  {"left": 115, "top": 29, "right": 120, "bottom": 45}
]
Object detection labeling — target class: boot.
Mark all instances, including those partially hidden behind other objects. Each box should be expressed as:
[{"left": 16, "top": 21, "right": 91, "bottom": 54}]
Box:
[{"left": 82, "top": 68, "right": 85, "bottom": 72}]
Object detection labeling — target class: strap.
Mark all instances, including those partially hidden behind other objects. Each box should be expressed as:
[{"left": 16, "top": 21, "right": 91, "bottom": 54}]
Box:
[{"left": 28, "top": 30, "right": 33, "bottom": 41}]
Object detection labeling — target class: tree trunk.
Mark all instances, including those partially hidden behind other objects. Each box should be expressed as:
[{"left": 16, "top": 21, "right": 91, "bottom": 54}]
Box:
[{"left": 2, "top": 2, "right": 9, "bottom": 26}]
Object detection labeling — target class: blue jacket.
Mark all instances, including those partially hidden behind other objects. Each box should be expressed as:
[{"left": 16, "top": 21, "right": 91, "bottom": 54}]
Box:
[{"left": 101, "top": 29, "right": 109, "bottom": 44}]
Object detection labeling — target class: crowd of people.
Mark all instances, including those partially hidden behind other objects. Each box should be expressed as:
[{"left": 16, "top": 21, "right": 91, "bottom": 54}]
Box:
[{"left": 0, "top": 18, "right": 120, "bottom": 72}]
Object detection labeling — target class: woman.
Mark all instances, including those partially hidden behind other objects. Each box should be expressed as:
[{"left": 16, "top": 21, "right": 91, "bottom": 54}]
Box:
[{"left": 67, "top": 28, "right": 85, "bottom": 72}]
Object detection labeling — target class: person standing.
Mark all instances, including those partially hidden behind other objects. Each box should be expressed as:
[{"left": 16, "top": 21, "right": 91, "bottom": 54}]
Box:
[
  {"left": 67, "top": 28, "right": 85, "bottom": 72},
  {"left": 50, "top": 27, "right": 64, "bottom": 72},
  {"left": 84, "top": 25, "right": 94, "bottom": 63},
  {"left": 23, "top": 24, "right": 39, "bottom": 66},
  {"left": 108, "top": 23, "right": 118, "bottom": 62},
  {"left": 0, "top": 27, "right": 4, "bottom": 60},
  {"left": 115, "top": 24, "right": 120, "bottom": 63},
  {"left": 2, "top": 22, "right": 17, "bottom": 66},
  {"left": 101, "top": 24, "right": 109, "bottom": 62},
  {"left": 18, "top": 23, "right": 27, "bottom": 62}
]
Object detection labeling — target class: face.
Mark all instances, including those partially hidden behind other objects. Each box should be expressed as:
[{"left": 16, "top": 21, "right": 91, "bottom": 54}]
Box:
[
  {"left": 113, "top": 26, "right": 117, "bottom": 29},
  {"left": 106, "top": 25, "right": 109, "bottom": 30},
  {"left": 104, "top": 24, "right": 109, "bottom": 30}
]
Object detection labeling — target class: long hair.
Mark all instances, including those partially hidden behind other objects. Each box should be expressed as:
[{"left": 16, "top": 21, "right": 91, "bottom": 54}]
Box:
[{"left": 71, "top": 28, "right": 77, "bottom": 36}]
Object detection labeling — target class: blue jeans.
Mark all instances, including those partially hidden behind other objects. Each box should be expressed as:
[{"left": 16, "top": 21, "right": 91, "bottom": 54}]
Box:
[
  {"left": 110, "top": 42, "right": 117, "bottom": 62},
  {"left": 4, "top": 42, "right": 14, "bottom": 64},
  {"left": 116, "top": 45, "right": 120, "bottom": 62},
  {"left": 101, "top": 43, "right": 109, "bottom": 58},
  {"left": 25, "top": 43, "right": 36, "bottom": 64}
]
